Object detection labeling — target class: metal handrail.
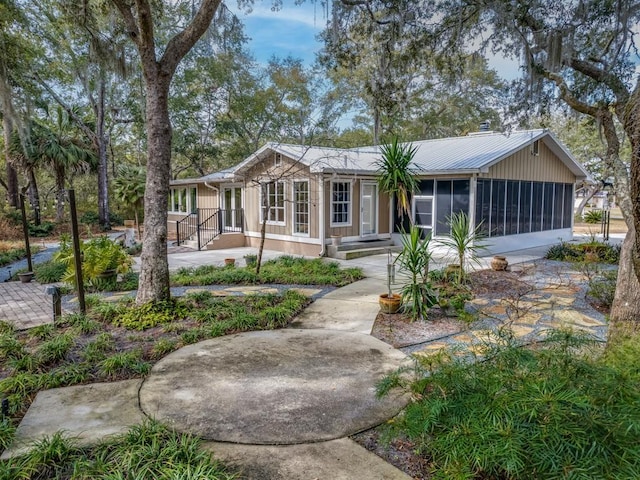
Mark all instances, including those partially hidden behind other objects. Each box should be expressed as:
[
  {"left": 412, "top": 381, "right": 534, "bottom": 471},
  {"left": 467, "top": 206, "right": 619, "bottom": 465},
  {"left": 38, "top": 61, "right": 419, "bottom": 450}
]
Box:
[{"left": 176, "top": 208, "right": 244, "bottom": 250}]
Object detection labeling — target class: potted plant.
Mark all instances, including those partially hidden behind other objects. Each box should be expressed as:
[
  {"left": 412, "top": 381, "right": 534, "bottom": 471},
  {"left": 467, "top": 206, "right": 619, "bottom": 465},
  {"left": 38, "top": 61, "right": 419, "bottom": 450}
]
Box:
[
  {"left": 18, "top": 271, "right": 34, "bottom": 283},
  {"left": 244, "top": 254, "right": 257, "bottom": 267},
  {"left": 224, "top": 258, "right": 236, "bottom": 267},
  {"left": 379, "top": 251, "right": 402, "bottom": 313},
  {"left": 55, "top": 235, "right": 132, "bottom": 287}
]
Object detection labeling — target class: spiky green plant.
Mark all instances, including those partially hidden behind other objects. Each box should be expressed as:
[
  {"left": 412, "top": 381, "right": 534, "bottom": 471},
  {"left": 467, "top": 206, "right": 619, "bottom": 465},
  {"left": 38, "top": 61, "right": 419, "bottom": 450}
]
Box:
[
  {"left": 375, "top": 137, "right": 418, "bottom": 221},
  {"left": 437, "top": 211, "right": 487, "bottom": 283},
  {"left": 395, "top": 226, "right": 438, "bottom": 320}
]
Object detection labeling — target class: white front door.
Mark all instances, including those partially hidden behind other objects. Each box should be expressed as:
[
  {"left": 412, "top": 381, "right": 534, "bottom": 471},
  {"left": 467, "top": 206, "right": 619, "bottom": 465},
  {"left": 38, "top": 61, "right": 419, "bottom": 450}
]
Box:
[
  {"left": 361, "top": 182, "right": 378, "bottom": 237},
  {"left": 222, "top": 187, "right": 242, "bottom": 231}
]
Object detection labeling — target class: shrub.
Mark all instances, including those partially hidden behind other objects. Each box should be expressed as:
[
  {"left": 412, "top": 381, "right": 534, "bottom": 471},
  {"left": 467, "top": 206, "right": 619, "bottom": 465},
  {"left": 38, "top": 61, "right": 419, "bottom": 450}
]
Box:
[
  {"left": 80, "top": 211, "right": 100, "bottom": 226},
  {"left": 112, "top": 299, "right": 191, "bottom": 330},
  {"left": 587, "top": 268, "right": 617, "bottom": 309},
  {"left": 98, "top": 350, "right": 150, "bottom": 377},
  {"left": 0, "top": 246, "right": 26, "bottom": 267},
  {"left": 34, "top": 260, "right": 67, "bottom": 283},
  {"left": 28, "top": 221, "right": 55, "bottom": 237},
  {"left": 381, "top": 329, "right": 640, "bottom": 479},
  {"left": 584, "top": 209, "right": 603, "bottom": 223},
  {"left": 545, "top": 241, "right": 581, "bottom": 261}
]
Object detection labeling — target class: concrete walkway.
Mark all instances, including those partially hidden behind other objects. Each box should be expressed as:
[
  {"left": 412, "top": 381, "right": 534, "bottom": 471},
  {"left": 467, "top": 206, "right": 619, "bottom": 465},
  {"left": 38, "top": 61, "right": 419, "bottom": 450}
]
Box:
[{"left": 0, "top": 281, "right": 54, "bottom": 330}]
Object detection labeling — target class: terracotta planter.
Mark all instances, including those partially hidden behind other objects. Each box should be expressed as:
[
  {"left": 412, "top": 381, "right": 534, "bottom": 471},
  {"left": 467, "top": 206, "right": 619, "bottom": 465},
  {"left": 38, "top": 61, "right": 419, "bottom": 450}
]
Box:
[
  {"left": 224, "top": 258, "right": 236, "bottom": 267},
  {"left": 18, "top": 272, "right": 34, "bottom": 283},
  {"left": 491, "top": 255, "right": 508, "bottom": 271},
  {"left": 379, "top": 293, "right": 402, "bottom": 314}
]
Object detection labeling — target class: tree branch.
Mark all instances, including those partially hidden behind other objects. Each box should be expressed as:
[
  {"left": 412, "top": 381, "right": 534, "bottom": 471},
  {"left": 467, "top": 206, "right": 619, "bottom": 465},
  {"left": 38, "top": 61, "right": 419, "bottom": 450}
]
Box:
[
  {"left": 160, "top": 0, "right": 222, "bottom": 77},
  {"left": 567, "top": 57, "right": 631, "bottom": 105},
  {"left": 34, "top": 74, "right": 96, "bottom": 141}
]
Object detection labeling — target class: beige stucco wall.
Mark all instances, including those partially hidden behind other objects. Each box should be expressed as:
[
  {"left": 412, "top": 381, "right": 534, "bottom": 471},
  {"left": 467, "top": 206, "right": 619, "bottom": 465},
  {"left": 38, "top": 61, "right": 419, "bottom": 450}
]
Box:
[{"left": 481, "top": 141, "right": 575, "bottom": 183}]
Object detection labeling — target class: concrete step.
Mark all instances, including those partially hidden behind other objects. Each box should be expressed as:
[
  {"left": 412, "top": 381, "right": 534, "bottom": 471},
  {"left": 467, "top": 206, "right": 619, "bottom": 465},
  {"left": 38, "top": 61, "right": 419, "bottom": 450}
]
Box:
[
  {"left": 330, "top": 246, "right": 401, "bottom": 260},
  {"left": 333, "top": 239, "right": 395, "bottom": 252}
]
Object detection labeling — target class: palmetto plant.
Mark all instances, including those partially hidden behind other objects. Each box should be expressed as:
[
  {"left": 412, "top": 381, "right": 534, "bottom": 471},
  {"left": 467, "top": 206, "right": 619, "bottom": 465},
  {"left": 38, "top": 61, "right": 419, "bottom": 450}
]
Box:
[
  {"left": 113, "top": 164, "right": 146, "bottom": 238},
  {"left": 376, "top": 137, "right": 418, "bottom": 222}
]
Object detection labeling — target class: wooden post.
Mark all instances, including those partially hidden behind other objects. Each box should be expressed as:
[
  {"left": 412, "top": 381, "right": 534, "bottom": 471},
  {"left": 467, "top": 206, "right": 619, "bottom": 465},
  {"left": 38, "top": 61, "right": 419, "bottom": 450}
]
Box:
[
  {"left": 68, "top": 189, "right": 85, "bottom": 314},
  {"left": 19, "top": 195, "right": 33, "bottom": 272}
]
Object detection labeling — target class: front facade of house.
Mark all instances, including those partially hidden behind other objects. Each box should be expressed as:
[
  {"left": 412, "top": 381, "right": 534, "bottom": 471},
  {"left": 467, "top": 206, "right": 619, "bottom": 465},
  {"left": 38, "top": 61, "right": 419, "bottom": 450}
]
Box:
[{"left": 168, "top": 129, "right": 587, "bottom": 256}]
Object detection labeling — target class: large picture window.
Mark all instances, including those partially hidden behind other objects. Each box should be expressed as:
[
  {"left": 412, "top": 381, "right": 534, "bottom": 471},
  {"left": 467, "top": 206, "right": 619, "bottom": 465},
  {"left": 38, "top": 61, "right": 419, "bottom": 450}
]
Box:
[
  {"left": 331, "top": 181, "right": 351, "bottom": 226},
  {"left": 293, "top": 180, "right": 309, "bottom": 235},
  {"left": 475, "top": 179, "right": 573, "bottom": 237},
  {"left": 168, "top": 187, "right": 197, "bottom": 214},
  {"left": 262, "top": 181, "right": 285, "bottom": 224}
]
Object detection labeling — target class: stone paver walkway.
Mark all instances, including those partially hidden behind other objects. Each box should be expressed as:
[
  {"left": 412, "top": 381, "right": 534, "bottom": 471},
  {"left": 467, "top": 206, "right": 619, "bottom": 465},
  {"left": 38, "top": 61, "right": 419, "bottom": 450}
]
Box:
[{"left": 0, "top": 281, "right": 54, "bottom": 330}]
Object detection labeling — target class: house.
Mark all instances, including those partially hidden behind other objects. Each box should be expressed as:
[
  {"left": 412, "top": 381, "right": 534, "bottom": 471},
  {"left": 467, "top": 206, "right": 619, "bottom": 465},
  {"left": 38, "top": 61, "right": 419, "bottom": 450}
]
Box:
[{"left": 168, "top": 129, "right": 588, "bottom": 257}]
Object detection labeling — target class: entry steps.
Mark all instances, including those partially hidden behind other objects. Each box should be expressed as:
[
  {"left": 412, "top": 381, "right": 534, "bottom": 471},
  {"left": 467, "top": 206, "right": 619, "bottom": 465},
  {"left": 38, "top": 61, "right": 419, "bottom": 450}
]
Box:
[{"left": 327, "top": 239, "right": 401, "bottom": 260}]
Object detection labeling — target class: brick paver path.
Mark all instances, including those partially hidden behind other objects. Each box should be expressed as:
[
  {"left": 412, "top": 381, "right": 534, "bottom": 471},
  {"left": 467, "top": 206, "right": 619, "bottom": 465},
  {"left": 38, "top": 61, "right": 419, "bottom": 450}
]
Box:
[{"left": 0, "top": 282, "right": 54, "bottom": 329}]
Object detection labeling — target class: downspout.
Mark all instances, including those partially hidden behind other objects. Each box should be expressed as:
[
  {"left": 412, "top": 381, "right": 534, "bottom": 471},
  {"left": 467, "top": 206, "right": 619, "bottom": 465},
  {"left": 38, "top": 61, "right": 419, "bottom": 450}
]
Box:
[{"left": 319, "top": 173, "right": 326, "bottom": 257}]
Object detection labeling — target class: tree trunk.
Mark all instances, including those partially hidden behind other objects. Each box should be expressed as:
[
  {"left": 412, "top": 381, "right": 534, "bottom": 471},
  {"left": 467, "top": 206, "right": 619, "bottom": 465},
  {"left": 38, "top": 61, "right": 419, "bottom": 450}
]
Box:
[
  {"left": 608, "top": 227, "right": 640, "bottom": 342},
  {"left": 27, "top": 169, "right": 41, "bottom": 226},
  {"left": 2, "top": 113, "right": 18, "bottom": 208},
  {"left": 135, "top": 79, "right": 171, "bottom": 304},
  {"left": 623, "top": 80, "right": 640, "bottom": 289},
  {"left": 97, "top": 77, "right": 111, "bottom": 231},
  {"left": 574, "top": 185, "right": 598, "bottom": 218},
  {"left": 55, "top": 166, "right": 66, "bottom": 223}
]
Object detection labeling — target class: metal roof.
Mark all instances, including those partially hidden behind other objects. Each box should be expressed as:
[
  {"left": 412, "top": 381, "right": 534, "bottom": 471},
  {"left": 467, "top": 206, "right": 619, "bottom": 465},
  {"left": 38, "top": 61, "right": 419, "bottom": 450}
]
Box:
[{"left": 170, "top": 129, "right": 588, "bottom": 185}]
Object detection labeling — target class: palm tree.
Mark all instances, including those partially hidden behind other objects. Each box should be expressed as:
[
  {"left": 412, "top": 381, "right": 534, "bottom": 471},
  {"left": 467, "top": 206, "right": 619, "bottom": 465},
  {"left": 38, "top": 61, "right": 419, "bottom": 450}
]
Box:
[
  {"left": 33, "top": 106, "right": 96, "bottom": 222},
  {"left": 375, "top": 137, "right": 418, "bottom": 224},
  {"left": 113, "top": 164, "right": 146, "bottom": 239}
]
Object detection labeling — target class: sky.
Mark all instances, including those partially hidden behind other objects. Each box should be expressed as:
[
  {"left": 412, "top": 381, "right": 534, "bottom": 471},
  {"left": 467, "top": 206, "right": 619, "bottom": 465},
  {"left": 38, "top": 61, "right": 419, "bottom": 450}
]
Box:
[
  {"left": 231, "top": 2, "right": 327, "bottom": 65},
  {"left": 231, "top": 2, "right": 522, "bottom": 77}
]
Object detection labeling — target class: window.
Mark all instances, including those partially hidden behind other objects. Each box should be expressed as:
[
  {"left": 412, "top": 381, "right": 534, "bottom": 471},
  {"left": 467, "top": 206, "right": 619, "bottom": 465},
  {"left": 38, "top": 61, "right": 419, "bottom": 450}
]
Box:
[
  {"left": 413, "top": 196, "right": 434, "bottom": 237},
  {"left": 275, "top": 153, "right": 282, "bottom": 166},
  {"left": 293, "top": 180, "right": 309, "bottom": 235},
  {"left": 169, "top": 187, "right": 196, "bottom": 213},
  {"left": 262, "top": 181, "right": 285, "bottom": 224},
  {"left": 331, "top": 181, "right": 351, "bottom": 225}
]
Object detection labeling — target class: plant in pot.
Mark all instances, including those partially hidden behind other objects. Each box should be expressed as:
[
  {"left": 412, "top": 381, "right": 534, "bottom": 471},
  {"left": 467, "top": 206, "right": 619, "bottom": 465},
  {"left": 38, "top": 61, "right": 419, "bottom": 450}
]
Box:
[
  {"left": 55, "top": 235, "right": 132, "bottom": 288},
  {"left": 375, "top": 137, "right": 419, "bottom": 314},
  {"left": 379, "top": 250, "right": 402, "bottom": 314},
  {"left": 395, "top": 226, "right": 438, "bottom": 321}
]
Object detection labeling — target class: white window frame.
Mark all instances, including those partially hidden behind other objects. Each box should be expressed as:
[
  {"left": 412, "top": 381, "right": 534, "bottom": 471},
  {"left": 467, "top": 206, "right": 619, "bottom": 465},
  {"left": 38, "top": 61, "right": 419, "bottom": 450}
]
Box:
[
  {"left": 261, "top": 181, "right": 286, "bottom": 226},
  {"left": 169, "top": 186, "right": 196, "bottom": 214},
  {"left": 330, "top": 180, "right": 352, "bottom": 227},
  {"left": 292, "top": 179, "right": 310, "bottom": 236},
  {"left": 412, "top": 195, "right": 434, "bottom": 235},
  {"left": 274, "top": 153, "right": 282, "bottom": 166}
]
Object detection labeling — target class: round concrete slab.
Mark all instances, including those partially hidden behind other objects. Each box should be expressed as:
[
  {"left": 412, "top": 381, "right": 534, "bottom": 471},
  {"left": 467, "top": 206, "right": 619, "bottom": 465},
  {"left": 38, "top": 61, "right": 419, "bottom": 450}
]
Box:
[{"left": 139, "top": 329, "right": 409, "bottom": 444}]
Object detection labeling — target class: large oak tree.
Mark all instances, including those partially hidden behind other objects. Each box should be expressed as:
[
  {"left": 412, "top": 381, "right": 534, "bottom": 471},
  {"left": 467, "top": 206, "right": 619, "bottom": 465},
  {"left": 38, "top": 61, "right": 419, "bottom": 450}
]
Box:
[{"left": 110, "top": 0, "right": 223, "bottom": 303}]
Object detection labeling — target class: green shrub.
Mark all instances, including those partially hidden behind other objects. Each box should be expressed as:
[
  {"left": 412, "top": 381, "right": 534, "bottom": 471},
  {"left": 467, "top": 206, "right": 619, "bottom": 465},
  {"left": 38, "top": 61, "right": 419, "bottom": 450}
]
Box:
[
  {"left": 28, "top": 221, "right": 55, "bottom": 237},
  {"left": 98, "top": 350, "right": 150, "bottom": 377},
  {"left": 381, "top": 329, "right": 640, "bottom": 479},
  {"left": 0, "top": 247, "right": 26, "bottom": 267},
  {"left": 545, "top": 241, "right": 581, "bottom": 261},
  {"left": 37, "top": 333, "right": 75, "bottom": 365},
  {"left": 112, "top": 299, "right": 191, "bottom": 330},
  {"left": 34, "top": 260, "right": 66, "bottom": 283},
  {"left": 584, "top": 209, "right": 603, "bottom": 223},
  {"left": 80, "top": 211, "right": 100, "bottom": 225},
  {"left": 587, "top": 268, "right": 617, "bottom": 309}
]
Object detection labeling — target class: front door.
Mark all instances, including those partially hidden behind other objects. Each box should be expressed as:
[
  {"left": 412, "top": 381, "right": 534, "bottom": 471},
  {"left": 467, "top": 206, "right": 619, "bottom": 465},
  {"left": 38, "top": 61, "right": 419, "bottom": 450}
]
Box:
[
  {"left": 222, "top": 186, "right": 242, "bottom": 231},
  {"left": 413, "top": 196, "right": 434, "bottom": 238},
  {"left": 361, "top": 182, "right": 378, "bottom": 237}
]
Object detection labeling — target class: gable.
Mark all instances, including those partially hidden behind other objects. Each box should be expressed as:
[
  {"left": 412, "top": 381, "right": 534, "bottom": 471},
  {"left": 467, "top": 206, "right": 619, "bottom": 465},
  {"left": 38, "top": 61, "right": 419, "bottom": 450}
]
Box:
[{"left": 481, "top": 140, "right": 576, "bottom": 183}]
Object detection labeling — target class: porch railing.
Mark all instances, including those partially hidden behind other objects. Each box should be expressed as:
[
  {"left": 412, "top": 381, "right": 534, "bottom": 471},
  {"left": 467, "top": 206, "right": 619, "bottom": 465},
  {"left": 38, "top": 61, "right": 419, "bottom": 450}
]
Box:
[{"left": 176, "top": 208, "right": 244, "bottom": 250}]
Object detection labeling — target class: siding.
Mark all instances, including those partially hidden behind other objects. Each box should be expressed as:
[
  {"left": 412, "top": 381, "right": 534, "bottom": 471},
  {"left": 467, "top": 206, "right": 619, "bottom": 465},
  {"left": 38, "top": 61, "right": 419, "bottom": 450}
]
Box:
[
  {"left": 196, "top": 184, "right": 218, "bottom": 209},
  {"left": 241, "top": 155, "right": 319, "bottom": 239},
  {"left": 482, "top": 142, "right": 575, "bottom": 183}
]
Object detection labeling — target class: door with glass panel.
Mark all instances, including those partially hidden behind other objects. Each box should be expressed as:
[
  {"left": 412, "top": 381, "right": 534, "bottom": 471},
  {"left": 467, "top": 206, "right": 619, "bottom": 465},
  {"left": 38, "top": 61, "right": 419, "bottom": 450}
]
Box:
[
  {"left": 413, "top": 196, "right": 434, "bottom": 238},
  {"left": 361, "top": 182, "right": 378, "bottom": 237},
  {"left": 222, "top": 187, "right": 242, "bottom": 231}
]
